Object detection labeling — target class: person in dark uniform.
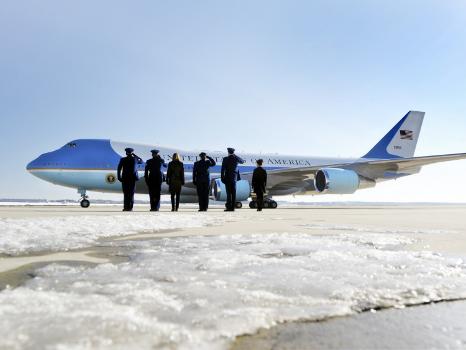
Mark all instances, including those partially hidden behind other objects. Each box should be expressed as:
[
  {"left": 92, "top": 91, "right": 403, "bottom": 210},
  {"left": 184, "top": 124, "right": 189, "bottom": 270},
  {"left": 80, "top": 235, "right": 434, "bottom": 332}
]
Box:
[
  {"left": 252, "top": 159, "right": 267, "bottom": 211},
  {"left": 144, "top": 149, "right": 167, "bottom": 211},
  {"left": 193, "top": 152, "right": 216, "bottom": 211},
  {"left": 166, "top": 153, "right": 185, "bottom": 212},
  {"left": 117, "top": 147, "right": 142, "bottom": 211},
  {"left": 221, "top": 147, "right": 245, "bottom": 211}
]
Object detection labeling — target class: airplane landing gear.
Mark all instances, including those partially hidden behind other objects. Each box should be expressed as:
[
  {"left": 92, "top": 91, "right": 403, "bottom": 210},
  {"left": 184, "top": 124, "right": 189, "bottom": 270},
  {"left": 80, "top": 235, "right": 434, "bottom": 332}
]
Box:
[
  {"left": 78, "top": 189, "right": 90, "bottom": 208},
  {"left": 224, "top": 202, "right": 243, "bottom": 209},
  {"left": 249, "top": 198, "right": 278, "bottom": 209}
]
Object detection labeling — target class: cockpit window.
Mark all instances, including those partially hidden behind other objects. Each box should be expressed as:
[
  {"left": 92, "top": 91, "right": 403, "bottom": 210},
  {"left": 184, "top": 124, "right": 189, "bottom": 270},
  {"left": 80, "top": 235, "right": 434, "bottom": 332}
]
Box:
[{"left": 66, "top": 142, "right": 77, "bottom": 148}]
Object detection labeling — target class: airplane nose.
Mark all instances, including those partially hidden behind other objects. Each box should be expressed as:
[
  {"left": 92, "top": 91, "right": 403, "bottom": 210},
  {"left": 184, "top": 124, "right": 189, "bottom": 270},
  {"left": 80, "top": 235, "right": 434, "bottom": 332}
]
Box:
[
  {"left": 26, "top": 157, "right": 39, "bottom": 171},
  {"left": 26, "top": 151, "right": 59, "bottom": 171},
  {"left": 26, "top": 150, "right": 64, "bottom": 183}
]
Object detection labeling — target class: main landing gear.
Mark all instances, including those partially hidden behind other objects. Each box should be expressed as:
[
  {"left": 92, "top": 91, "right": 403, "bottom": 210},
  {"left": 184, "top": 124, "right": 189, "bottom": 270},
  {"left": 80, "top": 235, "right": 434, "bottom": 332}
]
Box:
[
  {"left": 225, "top": 202, "right": 243, "bottom": 209},
  {"left": 78, "top": 189, "right": 90, "bottom": 208},
  {"left": 249, "top": 198, "right": 278, "bottom": 209}
]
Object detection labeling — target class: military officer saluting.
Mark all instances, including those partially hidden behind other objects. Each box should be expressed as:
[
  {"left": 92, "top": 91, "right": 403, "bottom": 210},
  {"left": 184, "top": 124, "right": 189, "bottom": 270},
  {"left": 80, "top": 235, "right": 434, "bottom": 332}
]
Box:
[
  {"left": 144, "top": 149, "right": 167, "bottom": 211},
  {"left": 221, "top": 147, "right": 245, "bottom": 211},
  {"left": 117, "top": 147, "right": 142, "bottom": 211},
  {"left": 252, "top": 159, "right": 267, "bottom": 211},
  {"left": 193, "top": 152, "right": 216, "bottom": 211}
]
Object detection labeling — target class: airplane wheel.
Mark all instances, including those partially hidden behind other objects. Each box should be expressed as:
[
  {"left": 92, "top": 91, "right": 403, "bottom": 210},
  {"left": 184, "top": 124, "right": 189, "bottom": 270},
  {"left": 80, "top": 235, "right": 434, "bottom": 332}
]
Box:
[
  {"left": 235, "top": 202, "right": 243, "bottom": 209},
  {"left": 80, "top": 199, "right": 90, "bottom": 208},
  {"left": 249, "top": 201, "right": 257, "bottom": 209},
  {"left": 270, "top": 200, "right": 278, "bottom": 209}
]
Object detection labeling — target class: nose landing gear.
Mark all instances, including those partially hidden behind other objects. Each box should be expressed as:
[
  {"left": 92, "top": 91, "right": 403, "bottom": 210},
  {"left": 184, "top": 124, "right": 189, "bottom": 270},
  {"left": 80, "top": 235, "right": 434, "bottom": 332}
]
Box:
[
  {"left": 80, "top": 198, "right": 90, "bottom": 208},
  {"left": 78, "top": 189, "right": 90, "bottom": 208}
]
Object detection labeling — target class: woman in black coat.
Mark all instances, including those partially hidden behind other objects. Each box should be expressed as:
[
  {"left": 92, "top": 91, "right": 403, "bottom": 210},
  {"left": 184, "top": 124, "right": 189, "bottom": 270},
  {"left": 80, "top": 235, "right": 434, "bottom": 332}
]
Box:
[{"left": 166, "top": 153, "right": 185, "bottom": 211}]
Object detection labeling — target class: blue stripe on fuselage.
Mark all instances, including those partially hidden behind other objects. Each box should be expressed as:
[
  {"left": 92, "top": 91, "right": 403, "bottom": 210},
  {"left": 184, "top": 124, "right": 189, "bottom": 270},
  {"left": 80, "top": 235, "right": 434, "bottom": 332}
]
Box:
[{"left": 27, "top": 139, "right": 287, "bottom": 173}]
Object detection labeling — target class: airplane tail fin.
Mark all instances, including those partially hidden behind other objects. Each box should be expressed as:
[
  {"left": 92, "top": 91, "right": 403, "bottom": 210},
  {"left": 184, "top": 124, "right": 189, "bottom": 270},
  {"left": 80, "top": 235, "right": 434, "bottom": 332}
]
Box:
[{"left": 362, "top": 111, "right": 425, "bottom": 159}]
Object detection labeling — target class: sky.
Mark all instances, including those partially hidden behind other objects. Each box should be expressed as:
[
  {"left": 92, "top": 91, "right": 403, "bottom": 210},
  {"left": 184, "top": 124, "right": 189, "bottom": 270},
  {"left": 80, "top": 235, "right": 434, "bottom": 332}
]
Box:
[{"left": 1, "top": 0, "right": 466, "bottom": 202}]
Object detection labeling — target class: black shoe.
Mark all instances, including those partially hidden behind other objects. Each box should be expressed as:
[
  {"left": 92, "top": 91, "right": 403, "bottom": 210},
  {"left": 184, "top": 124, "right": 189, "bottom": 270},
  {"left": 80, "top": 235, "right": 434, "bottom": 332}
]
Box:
[{"left": 171, "top": 208, "right": 175, "bottom": 212}]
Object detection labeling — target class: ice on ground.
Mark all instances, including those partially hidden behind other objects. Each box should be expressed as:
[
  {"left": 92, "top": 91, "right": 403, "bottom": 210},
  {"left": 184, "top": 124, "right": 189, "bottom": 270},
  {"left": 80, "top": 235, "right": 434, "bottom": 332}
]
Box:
[
  {"left": 1, "top": 233, "right": 466, "bottom": 349},
  {"left": 0, "top": 214, "right": 229, "bottom": 254},
  {"left": 299, "top": 223, "right": 456, "bottom": 235}
]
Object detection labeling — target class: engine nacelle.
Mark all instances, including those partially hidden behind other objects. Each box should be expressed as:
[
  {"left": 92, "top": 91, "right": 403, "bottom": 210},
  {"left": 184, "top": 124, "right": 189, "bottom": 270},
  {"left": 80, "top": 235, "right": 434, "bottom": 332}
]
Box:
[
  {"left": 211, "top": 179, "right": 251, "bottom": 201},
  {"left": 315, "top": 168, "right": 372, "bottom": 194}
]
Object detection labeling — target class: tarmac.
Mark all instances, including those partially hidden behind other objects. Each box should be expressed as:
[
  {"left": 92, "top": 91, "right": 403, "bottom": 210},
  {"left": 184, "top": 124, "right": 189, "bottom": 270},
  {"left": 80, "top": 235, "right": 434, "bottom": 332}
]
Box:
[{"left": 1, "top": 203, "right": 466, "bottom": 349}]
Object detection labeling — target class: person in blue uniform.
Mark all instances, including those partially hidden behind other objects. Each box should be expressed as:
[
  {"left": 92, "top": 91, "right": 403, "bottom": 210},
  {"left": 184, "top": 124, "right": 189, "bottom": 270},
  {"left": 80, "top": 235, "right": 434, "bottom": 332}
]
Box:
[
  {"left": 144, "top": 149, "right": 167, "bottom": 211},
  {"left": 166, "top": 153, "right": 185, "bottom": 212},
  {"left": 193, "top": 152, "right": 216, "bottom": 211},
  {"left": 252, "top": 159, "right": 267, "bottom": 211},
  {"left": 117, "top": 147, "right": 142, "bottom": 211},
  {"left": 221, "top": 147, "right": 245, "bottom": 211}
]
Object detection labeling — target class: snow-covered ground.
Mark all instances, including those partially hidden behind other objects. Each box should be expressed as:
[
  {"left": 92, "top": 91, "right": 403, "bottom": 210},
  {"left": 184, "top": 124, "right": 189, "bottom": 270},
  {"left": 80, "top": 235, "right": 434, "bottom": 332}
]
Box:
[
  {"left": 0, "top": 214, "right": 229, "bottom": 254},
  {"left": 298, "top": 223, "right": 457, "bottom": 235},
  {"left": 1, "top": 232, "right": 466, "bottom": 349}
]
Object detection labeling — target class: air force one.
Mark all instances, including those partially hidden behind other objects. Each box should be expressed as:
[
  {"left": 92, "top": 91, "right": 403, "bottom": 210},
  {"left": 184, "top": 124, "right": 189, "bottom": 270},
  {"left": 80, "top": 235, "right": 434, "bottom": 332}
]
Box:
[{"left": 27, "top": 111, "right": 466, "bottom": 208}]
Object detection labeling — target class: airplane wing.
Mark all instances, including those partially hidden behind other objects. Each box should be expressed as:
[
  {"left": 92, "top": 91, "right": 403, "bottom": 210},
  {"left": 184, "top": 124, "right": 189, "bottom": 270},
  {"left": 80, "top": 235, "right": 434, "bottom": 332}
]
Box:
[
  {"left": 271, "top": 152, "right": 466, "bottom": 178},
  {"left": 349, "top": 153, "right": 466, "bottom": 181},
  {"left": 241, "top": 153, "right": 466, "bottom": 192}
]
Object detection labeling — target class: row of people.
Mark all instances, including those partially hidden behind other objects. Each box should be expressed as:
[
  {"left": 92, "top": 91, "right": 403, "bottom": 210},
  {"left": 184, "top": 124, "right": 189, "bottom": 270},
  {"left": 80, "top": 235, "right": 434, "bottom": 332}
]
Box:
[{"left": 117, "top": 147, "right": 267, "bottom": 212}]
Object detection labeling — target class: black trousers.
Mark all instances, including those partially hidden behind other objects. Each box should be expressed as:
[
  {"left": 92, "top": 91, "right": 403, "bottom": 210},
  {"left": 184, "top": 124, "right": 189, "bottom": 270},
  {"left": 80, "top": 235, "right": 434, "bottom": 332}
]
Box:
[
  {"left": 196, "top": 182, "right": 210, "bottom": 211},
  {"left": 148, "top": 183, "right": 162, "bottom": 211},
  {"left": 170, "top": 190, "right": 181, "bottom": 210},
  {"left": 122, "top": 180, "right": 136, "bottom": 210},
  {"left": 225, "top": 180, "right": 236, "bottom": 210},
  {"left": 256, "top": 190, "right": 264, "bottom": 210}
]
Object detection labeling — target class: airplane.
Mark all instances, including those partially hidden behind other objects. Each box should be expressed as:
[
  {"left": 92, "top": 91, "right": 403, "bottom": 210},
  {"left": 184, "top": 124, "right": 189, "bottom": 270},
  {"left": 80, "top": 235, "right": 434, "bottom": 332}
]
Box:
[{"left": 26, "top": 111, "right": 466, "bottom": 209}]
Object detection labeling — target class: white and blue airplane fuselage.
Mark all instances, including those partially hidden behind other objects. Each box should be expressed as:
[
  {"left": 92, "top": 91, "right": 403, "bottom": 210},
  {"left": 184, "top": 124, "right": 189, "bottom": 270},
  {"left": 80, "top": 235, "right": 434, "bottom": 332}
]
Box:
[{"left": 27, "top": 111, "right": 466, "bottom": 208}]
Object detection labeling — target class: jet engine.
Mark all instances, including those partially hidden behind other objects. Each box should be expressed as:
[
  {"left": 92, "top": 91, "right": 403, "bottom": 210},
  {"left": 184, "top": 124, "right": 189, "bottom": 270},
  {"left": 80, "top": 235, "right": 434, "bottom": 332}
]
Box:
[
  {"left": 314, "top": 168, "right": 375, "bottom": 194},
  {"left": 211, "top": 179, "right": 251, "bottom": 201}
]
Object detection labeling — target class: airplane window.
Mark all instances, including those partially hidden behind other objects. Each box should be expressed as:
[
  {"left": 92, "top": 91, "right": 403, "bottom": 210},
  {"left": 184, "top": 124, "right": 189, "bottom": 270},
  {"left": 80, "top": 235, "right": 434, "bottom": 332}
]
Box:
[{"left": 67, "top": 142, "right": 77, "bottom": 148}]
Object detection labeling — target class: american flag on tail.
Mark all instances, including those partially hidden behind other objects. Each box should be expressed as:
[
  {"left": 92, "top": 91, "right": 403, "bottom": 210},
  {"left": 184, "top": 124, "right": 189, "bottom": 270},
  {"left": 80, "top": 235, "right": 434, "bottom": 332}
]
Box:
[{"left": 399, "top": 129, "right": 414, "bottom": 140}]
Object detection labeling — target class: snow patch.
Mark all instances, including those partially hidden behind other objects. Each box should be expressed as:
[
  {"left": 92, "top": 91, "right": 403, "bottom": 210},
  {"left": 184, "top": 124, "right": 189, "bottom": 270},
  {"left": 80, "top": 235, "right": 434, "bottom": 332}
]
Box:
[
  {"left": 1, "top": 233, "right": 466, "bottom": 349},
  {"left": 0, "top": 214, "right": 229, "bottom": 254},
  {"left": 299, "top": 223, "right": 456, "bottom": 235}
]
